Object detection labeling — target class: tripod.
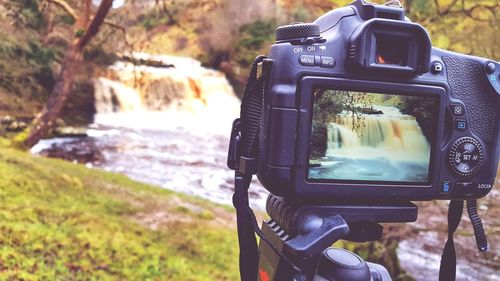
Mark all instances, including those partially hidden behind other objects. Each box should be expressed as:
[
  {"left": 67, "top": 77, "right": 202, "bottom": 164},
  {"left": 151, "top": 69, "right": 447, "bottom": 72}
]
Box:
[{"left": 257, "top": 195, "right": 418, "bottom": 281}]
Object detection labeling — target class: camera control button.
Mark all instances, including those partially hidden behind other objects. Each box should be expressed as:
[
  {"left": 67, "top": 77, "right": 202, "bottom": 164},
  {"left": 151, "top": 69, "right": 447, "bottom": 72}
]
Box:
[
  {"left": 299, "top": 55, "right": 315, "bottom": 66},
  {"left": 456, "top": 120, "right": 467, "bottom": 130},
  {"left": 448, "top": 137, "right": 484, "bottom": 177},
  {"left": 440, "top": 181, "right": 452, "bottom": 194},
  {"left": 315, "top": 55, "right": 322, "bottom": 65},
  {"left": 450, "top": 104, "right": 464, "bottom": 115},
  {"left": 485, "top": 62, "right": 496, "bottom": 74},
  {"left": 431, "top": 61, "right": 443, "bottom": 74},
  {"left": 453, "top": 182, "right": 477, "bottom": 196},
  {"left": 320, "top": 56, "right": 336, "bottom": 68}
]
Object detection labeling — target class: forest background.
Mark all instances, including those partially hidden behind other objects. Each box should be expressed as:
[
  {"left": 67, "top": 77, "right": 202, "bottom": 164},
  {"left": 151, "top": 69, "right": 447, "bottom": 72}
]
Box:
[{"left": 0, "top": 0, "right": 498, "bottom": 129}]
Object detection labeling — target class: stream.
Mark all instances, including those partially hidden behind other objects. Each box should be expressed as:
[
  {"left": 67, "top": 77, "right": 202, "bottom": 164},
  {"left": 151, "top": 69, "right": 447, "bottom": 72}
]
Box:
[{"left": 31, "top": 54, "right": 499, "bottom": 281}]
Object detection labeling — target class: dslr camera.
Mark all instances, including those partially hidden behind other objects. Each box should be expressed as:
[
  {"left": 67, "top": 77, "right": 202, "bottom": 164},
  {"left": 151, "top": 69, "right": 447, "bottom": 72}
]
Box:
[
  {"left": 228, "top": 1, "right": 500, "bottom": 280},
  {"left": 256, "top": 0, "right": 499, "bottom": 202}
]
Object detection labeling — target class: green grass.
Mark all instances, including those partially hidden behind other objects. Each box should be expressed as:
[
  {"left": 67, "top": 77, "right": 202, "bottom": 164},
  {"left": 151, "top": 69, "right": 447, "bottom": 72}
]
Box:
[{"left": 0, "top": 145, "right": 239, "bottom": 280}]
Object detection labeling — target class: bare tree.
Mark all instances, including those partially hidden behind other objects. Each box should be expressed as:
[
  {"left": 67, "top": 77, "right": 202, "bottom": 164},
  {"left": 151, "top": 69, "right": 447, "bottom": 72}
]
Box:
[{"left": 24, "top": 0, "right": 114, "bottom": 148}]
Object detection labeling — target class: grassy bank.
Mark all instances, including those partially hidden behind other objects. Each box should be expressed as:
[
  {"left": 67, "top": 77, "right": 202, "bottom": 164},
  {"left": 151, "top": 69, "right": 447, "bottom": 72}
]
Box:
[{"left": 0, "top": 142, "right": 239, "bottom": 280}]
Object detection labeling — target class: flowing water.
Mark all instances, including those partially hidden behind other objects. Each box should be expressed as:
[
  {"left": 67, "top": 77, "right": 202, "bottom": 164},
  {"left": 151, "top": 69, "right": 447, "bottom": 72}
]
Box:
[
  {"left": 32, "top": 53, "right": 268, "bottom": 208},
  {"left": 31, "top": 53, "right": 499, "bottom": 280},
  {"left": 310, "top": 106, "right": 431, "bottom": 182}
]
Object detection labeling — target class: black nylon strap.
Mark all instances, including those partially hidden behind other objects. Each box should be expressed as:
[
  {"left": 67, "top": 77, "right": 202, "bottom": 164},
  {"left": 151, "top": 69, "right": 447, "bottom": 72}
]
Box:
[
  {"left": 439, "top": 200, "right": 464, "bottom": 281},
  {"left": 239, "top": 56, "right": 267, "bottom": 160},
  {"left": 232, "top": 56, "right": 266, "bottom": 281},
  {"left": 232, "top": 56, "right": 303, "bottom": 281},
  {"left": 233, "top": 175, "right": 258, "bottom": 281}
]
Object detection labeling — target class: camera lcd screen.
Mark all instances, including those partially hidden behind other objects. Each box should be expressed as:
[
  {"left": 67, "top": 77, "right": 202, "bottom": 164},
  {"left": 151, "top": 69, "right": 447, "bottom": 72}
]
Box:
[{"left": 308, "top": 89, "right": 438, "bottom": 184}]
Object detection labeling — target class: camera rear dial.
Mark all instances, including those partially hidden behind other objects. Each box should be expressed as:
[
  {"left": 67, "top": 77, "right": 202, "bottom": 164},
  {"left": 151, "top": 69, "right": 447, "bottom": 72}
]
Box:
[{"left": 448, "top": 137, "right": 484, "bottom": 177}]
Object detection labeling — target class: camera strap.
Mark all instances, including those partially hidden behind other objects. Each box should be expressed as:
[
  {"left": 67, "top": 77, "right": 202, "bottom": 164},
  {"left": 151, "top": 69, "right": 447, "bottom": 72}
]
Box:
[
  {"left": 439, "top": 200, "right": 488, "bottom": 281},
  {"left": 228, "top": 56, "right": 304, "bottom": 281}
]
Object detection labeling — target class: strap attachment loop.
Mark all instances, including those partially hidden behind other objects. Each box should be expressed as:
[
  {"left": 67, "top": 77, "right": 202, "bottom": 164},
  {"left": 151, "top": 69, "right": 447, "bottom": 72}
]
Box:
[
  {"left": 227, "top": 118, "right": 242, "bottom": 171},
  {"left": 239, "top": 156, "right": 258, "bottom": 175}
]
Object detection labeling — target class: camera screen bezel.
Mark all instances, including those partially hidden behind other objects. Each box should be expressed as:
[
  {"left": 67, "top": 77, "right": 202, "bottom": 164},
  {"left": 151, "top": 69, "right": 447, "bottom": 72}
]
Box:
[{"left": 294, "top": 77, "right": 446, "bottom": 200}]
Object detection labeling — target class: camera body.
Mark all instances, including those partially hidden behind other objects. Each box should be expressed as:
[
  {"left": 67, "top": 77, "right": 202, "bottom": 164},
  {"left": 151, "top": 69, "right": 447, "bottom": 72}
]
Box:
[{"left": 257, "top": 0, "right": 500, "bottom": 202}]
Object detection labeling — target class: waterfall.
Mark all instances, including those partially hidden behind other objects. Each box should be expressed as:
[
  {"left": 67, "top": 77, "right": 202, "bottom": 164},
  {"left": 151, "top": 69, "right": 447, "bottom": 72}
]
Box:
[
  {"left": 92, "top": 53, "right": 240, "bottom": 132},
  {"left": 94, "top": 78, "right": 144, "bottom": 113},
  {"left": 326, "top": 106, "right": 431, "bottom": 163}
]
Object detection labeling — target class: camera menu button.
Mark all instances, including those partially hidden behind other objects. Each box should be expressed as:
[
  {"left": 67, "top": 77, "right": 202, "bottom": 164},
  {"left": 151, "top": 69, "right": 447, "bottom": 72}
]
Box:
[{"left": 299, "top": 55, "right": 316, "bottom": 66}]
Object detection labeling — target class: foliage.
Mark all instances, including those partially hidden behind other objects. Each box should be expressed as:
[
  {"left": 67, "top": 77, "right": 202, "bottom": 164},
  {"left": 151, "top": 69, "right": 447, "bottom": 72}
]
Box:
[
  {"left": 0, "top": 31, "right": 56, "bottom": 103},
  {"left": 141, "top": 16, "right": 161, "bottom": 31},
  {"left": 138, "top": 1, "right": 184, "bottom": 31},
  {"left": 58, "top": 14, "right": 76, "bottom": 25},
  {"left": 10, "top": 129, "right": 31, "bottom": 150},
  {"left": 83, "top": 47, "right": 118, "bottom": 66},
  {"left": 233, "top": 20, "right": 277, "bottom": 66},
  {"left": 313, "top": 90, "right": 376, "bottom": 133},
  {"left": 0, "top": 145, "right": 240, "bottom": 280},
  {"left": 405, "top": 0, "right": 499, "bottom": 60},
  {"left": 74, "top": 29, "right": 85, "bottom": 38},
  {"left": 310, "top": 90, "right": 371, "bottom": 158},
  {"left": 0, "top": 0, "right": 62, "bottom": 119},
  {"left": 11, "top": 0, "right": 45, "bottom": 30}
]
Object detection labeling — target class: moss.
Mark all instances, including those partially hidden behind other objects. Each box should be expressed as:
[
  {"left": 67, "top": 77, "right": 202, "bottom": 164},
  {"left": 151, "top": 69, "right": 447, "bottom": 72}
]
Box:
[
  {"left": 11, "top": 129, "right": 31, "bottom": 150},
  {"left": 0, "top": 146, "right": 239, "bottom": 280},
  {"left": 0, "top": 26, "right": 57, "bottom": 119},
  {"left": 174, "top": 206, "right": 191, "bottom": 214},
  {"left": 198, "top": 210, "right": 215, "bottom": 220}
]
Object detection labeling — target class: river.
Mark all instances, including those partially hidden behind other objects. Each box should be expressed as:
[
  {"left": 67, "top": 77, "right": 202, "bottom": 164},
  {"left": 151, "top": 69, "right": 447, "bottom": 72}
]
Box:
[
  {"left": 31, "top": 54, "right": 499, "bottom": 281},
  {"left": 32, "top": 54, "right": 268, "bottom": 209}
]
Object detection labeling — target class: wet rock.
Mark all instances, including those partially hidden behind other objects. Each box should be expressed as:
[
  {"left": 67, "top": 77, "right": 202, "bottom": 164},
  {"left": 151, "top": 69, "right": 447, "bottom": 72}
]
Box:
[
  {"left": 55, "top": 126, "right": 88, "bottom": 137},
  {"left": 39, "top": 139, "right": 103, "bottom": 164},
  {"left": 121, "top": 54, "right": 176, "bottom": 68},
  {"left": 1, "top": 115, "right": 14, "bottom": 125},
  {"left": 6, "top": 120, "right": 27, "bottom": 132},
  {"left": 360, "top": 107, "right": 384, "bottom": 115}
]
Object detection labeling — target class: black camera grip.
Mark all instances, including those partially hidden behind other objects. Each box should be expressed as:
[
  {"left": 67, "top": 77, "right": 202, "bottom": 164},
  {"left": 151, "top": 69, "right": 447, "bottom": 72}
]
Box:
[{"left": 443, "top": 56, "right": 497, "bottom": 142}]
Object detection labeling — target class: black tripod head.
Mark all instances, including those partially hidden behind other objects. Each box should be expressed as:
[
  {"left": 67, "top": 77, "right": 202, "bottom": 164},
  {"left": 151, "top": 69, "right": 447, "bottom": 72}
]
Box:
[{"left": 258, "top": 195, "right": 418, "bottom": 281}]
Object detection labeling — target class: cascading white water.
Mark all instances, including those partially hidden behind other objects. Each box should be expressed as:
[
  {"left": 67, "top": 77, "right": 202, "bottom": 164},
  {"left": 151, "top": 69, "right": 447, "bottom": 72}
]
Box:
[
  {"left": 92, "top": 53, "right": 241, "bottom": 133},
  {"left": 326, "top": 105, "right": 431, "bottom": 163},
  {"left": 80, "top": 53, "right": 268, "bottom": 208}
]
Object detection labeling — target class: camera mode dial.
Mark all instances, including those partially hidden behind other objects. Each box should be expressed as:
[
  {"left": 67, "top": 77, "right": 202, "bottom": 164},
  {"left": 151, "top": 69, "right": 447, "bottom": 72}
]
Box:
[
  {"left": 275, "top": 23, "right": 320, "bottom": 42},
  {"left": 448, "top": 137, "right": 484, "bottom": 177}
]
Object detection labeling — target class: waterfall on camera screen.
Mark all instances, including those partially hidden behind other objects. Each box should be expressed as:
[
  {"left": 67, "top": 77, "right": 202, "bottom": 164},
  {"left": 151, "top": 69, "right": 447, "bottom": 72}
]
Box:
[{"left": 326, "top": 106, "right": 431, "bottom": 163}]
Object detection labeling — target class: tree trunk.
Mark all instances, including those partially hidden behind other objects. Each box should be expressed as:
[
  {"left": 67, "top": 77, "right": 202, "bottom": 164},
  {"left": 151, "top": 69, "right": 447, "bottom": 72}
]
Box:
[
  {"left": 24, "top": 0, "right": 113, "bottom": 148},
  {"left": 24, "top": 43, "right": 82, "bottom": 148}
]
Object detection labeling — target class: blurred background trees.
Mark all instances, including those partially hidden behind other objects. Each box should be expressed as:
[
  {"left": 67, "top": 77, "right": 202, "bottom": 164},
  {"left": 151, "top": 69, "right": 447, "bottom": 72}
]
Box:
[{"left": 0, "top": 0, "right": 498, "bottom": 141}]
